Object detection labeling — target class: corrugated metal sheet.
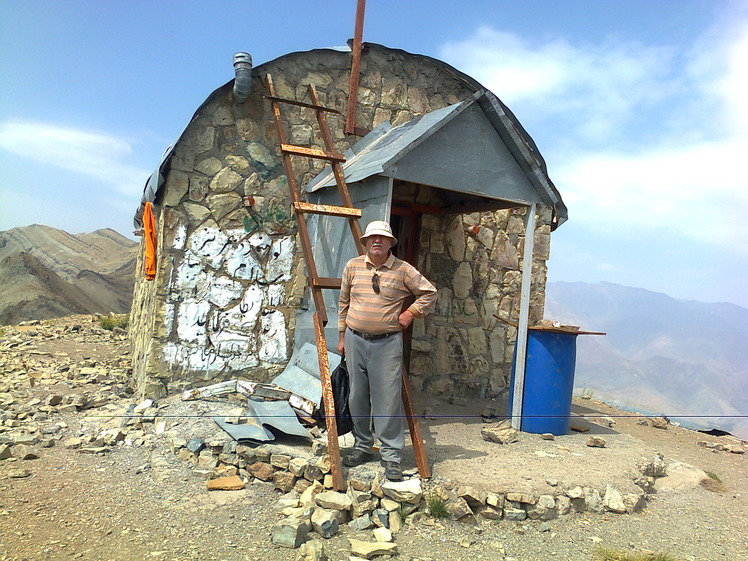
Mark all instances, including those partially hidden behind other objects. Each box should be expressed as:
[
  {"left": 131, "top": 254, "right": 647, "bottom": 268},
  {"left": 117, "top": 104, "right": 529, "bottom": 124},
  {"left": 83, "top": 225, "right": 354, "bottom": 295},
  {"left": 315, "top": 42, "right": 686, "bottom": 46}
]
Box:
[
  {"left": 305, "top": 96, "right": 475, "bottom": 193},
  {"left": 305, "top": 90, "right": 567, "bottom": 226}
]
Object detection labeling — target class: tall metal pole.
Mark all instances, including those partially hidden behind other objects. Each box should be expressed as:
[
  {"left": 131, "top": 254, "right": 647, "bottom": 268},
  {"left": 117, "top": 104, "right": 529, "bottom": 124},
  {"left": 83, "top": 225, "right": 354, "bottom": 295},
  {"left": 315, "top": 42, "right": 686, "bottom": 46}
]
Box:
[
  {"left": 345, "top": 0, "right": 366, "bottom": 135},
  {"left": 511, "top": 203, "right": 536, "bottom": 430}
]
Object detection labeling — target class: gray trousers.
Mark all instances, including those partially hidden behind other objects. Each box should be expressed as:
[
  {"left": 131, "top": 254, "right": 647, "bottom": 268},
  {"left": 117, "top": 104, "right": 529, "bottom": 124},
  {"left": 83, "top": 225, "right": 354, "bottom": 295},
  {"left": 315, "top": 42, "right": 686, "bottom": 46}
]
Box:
[{"left": 344, "top": 329, "right": 404, "bottom": 463}]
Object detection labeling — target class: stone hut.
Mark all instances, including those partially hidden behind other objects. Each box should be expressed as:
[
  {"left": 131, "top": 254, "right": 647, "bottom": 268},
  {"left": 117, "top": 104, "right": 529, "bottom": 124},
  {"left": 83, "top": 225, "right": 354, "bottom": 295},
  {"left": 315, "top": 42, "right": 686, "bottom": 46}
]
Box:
[{"left": 130, "top": 43, "right": 567, "bottom": 402}]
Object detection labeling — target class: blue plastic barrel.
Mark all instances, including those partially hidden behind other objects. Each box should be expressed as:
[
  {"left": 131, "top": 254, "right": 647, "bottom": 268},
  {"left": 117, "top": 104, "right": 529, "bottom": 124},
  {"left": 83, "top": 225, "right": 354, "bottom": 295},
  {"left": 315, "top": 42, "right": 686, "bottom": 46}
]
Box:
[{"left": 509, "top": 329, "right": 578, "bottom": 435}]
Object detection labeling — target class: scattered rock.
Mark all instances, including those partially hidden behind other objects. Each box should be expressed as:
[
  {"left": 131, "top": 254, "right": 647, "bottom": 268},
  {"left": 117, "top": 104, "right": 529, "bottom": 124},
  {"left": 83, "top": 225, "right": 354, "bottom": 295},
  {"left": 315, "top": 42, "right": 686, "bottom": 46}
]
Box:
[
  {"left": 481, "top": 420, "right": 519, "bottom": 444},
  {"left": 296, "top": 539, "right": 328, "bottom": 561},
  {"left": 311, "top": 508, "right": 339, "bottom": 538},
  {"left": 206, "top": 475, "right": 245, "bottom": 490},
  {"left": 586, "top": 436, "right": 606, "bottom": 448},
  {"left": 603, "top": 485, "right": 627, "bottom": 514},
  {"left": 272, "top": 516, "right": 311, "bottom": 549},
  {"left": 348, "top": 538, "right": 398, "bottom": 559}
]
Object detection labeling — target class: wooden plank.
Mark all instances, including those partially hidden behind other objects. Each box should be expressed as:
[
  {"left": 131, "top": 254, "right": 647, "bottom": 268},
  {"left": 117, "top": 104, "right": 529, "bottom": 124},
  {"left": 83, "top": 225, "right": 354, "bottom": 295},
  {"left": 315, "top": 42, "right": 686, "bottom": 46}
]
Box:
[
  {"left": 314, "top": 312, "right": 344, "bottom": 491},
  {"left": 402, "top": 363, "right": 430, "bottom": 479},
  {"left": 264, "top": 95, "right": 341, "bottom": 114},
  {"left": 281, "top": 143, "right": 346, "bottom": 162},
  {"left": 313, "top": 277, "right": 342, "bottom": 289},
  {"left": 294, "top": 201, "right": 362, "bottom": 218},
  {"left": 511, "top": 202, "right": 536, "bottom": 431}
]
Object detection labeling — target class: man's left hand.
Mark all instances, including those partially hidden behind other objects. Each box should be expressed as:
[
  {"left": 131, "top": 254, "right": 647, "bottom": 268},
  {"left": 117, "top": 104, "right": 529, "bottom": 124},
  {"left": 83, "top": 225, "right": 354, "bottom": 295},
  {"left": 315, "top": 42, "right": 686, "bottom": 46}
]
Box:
[{"left": 398, "top": 310, "right": 415, "bottom": 329}]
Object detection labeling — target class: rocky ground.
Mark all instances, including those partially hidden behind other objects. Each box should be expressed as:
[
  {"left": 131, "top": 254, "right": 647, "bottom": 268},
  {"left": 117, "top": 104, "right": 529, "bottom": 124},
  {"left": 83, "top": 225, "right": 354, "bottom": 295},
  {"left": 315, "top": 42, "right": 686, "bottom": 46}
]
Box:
[{"left": 1, "top": 315, "right": 746, "bottom": 561}]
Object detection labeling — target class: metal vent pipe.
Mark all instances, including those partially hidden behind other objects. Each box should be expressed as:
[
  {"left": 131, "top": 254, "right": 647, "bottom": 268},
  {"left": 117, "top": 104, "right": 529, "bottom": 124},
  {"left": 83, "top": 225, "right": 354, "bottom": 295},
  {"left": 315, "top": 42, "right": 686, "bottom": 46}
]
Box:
[{"left": 233, "top": 52, "right": 253, "bottom": 102}]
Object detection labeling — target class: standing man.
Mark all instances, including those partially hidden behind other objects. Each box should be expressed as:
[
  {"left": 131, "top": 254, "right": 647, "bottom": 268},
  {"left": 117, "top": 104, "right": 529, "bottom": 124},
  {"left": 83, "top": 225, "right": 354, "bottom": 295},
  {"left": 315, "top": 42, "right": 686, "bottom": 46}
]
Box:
[{"left": 337, "top": 220, "right": 437, "bottom": 481}]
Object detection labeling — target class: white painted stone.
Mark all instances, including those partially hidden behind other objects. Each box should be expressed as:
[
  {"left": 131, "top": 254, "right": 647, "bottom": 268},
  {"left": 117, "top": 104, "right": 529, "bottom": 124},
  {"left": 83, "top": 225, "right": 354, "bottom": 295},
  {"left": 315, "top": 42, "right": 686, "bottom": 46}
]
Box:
[
  {"left": 206, "top": 277, "right": 244, "bottom": 308},
  {"left": 188, "top": 226, "right": 229, "bottom": 269},
  {"left": 188, "top": 348, "right": 226, "bottom": 375},
  {"left": 259, "top": 310, "right": 287, "bottom": 363},
  {"left": 225, "top": 352, "right": 260, "bottom": 370},
  {"left": 224, "top": 242, "right": 263, "bottom": 282},
  {"left": 176, "top": 300, "right": 210, "bottom": 343},
  {"left": 266, "top": 284, "right": 286, "bottom": 307},
  {"left": 265, "top": 237, "right": 295, "bottom": 282},
  {"left": 222, "top": 286, "right": 263, "bottom": 331},
  {"left": 211, "top": 330, "right": 251, "bottom": 357},
  {"left": 171, "top": 258, "right": 202, "bottom": 293},
  {"left": 248, "top": 232, "right": 272, "bottom": 260}
]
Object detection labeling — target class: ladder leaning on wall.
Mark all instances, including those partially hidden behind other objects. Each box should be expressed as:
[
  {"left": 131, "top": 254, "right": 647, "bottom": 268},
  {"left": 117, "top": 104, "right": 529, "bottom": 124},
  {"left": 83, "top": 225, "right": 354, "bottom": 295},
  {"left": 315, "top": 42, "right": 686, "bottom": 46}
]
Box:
[{"left": 264, "top": 74, "right": 430, "bottom": 489}]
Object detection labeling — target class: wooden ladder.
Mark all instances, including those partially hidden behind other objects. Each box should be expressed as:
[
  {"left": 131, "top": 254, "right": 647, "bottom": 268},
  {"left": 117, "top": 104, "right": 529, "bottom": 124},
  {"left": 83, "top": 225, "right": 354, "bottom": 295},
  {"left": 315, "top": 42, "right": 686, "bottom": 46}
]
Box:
[{"left": 265, "top": 75, "right": 431, "bottom": 489}]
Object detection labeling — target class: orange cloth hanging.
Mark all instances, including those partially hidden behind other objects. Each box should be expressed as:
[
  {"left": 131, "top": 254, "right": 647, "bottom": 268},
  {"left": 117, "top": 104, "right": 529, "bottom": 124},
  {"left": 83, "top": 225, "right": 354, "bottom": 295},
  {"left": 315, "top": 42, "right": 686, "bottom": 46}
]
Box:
[{"left": 143, "top": 202, "right": 157, "bottom": 281}]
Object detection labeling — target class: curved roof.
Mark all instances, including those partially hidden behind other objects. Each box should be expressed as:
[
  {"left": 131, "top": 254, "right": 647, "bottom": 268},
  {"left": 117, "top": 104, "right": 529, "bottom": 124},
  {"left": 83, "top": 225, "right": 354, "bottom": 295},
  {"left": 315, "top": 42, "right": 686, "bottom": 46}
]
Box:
[{"left": 134, "top": 43, "right": 566, "bottom": 229}]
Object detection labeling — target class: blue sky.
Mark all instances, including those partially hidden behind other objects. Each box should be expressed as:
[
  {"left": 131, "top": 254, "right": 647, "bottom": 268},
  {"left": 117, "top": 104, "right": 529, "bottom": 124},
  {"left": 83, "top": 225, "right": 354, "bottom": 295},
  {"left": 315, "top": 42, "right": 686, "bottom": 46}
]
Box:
[{"left": 1, "top": 0, "right": 746, "bottom": 307}]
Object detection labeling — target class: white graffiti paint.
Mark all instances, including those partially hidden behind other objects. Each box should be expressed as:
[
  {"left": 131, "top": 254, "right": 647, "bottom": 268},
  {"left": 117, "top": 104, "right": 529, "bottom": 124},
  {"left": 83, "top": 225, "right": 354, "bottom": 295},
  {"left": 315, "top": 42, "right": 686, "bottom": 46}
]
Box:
[
  {"left": 171, "top": 223, "right": 187, "bottom": 250},
  {"left": 266, "top": 237, "right": 295, "bottom": 282},
  {"left": 171, "top": 257, "right": 202, "bottom": 293},
  {"left": 265, "top": 284, "right": 285, "bottom": 307},
  {"left": 189, "top": 226, "right": 230, "bottom": 269},
  {"left": 223, "top": 285, "right": 263, "bottom": 331},
  {"left": 224, "top": 241, "right": 263, "bottom": 281},
  {"left": 176, "top": 299, "right": 210, "bottom": 344},
  {"left": 162, "top": 226, "right": 296, "bottom": 376},
  {"left": 248, "top": 232, "right": 272, "bottom": 259},
  {"left": 206, "top": 277, "right": 244, "bottom": 308}
]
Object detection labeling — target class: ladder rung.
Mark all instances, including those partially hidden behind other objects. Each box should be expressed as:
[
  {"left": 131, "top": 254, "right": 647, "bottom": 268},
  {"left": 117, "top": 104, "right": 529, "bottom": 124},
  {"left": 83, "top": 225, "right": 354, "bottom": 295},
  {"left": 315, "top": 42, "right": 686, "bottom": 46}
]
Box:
[
  {"left": 281, "top": 144, "right": 346, "bottom": 162},
  {"left": 294, "top": 201, "right": 362, "bottom": 218},
  {"left": 313, "top": 277, "right": 342, "bottom": 289},
  {"left": 265, "top": 95, "right": 341, "bottom": 114}
]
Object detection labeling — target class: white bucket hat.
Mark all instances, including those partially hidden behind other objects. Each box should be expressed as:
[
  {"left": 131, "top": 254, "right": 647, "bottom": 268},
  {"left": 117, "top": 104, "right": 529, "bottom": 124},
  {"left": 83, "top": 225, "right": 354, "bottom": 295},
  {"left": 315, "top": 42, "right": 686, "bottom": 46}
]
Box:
[{"left": 360, "top": 220, "right": 397, "bottom": 244}]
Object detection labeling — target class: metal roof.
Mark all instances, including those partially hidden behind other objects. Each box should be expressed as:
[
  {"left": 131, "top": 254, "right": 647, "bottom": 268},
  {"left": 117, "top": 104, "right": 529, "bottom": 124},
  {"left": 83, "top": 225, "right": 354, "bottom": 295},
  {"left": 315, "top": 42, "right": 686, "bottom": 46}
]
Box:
[{"left": 305, "top": 89, "right": 567, "bottom": 227}]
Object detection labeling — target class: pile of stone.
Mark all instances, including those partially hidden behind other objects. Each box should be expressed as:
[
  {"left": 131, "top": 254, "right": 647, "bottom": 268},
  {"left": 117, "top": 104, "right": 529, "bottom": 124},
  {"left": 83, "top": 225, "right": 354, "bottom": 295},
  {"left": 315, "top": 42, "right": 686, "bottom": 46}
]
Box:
[
  {"left": 0, "top": 317, "right": 134, "bottom": 468},
  {"left": 156, "top": 426, "right": 653, "bottom": 552}
]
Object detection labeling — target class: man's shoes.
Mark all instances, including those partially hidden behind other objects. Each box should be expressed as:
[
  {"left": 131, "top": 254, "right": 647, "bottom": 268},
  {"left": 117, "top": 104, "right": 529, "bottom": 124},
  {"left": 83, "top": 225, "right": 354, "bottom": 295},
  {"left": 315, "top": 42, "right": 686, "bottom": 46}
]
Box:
[
  {"left": 381, "top": 460, "right": 403, "bottom": 481},
  {"left": 342, "top": 450, "right": 373, "bottom": 467}
]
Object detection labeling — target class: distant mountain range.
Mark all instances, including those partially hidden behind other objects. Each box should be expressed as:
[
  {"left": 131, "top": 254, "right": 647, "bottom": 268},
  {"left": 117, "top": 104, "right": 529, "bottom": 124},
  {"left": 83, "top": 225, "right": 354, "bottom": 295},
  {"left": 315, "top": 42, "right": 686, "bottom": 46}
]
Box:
[
  {"left": 0, "top": 225, "right": 138, "bottom": 325},
  {"left": 545, "top": 281, "right": 748, "bottom": 440}
]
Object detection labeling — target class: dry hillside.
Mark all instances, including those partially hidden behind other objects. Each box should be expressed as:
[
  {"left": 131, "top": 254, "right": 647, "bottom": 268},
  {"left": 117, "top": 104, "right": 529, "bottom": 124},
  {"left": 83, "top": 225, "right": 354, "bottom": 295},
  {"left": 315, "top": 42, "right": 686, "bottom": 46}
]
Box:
[{"left": 0, "top": 225, "right": 138, "bottom": 325}]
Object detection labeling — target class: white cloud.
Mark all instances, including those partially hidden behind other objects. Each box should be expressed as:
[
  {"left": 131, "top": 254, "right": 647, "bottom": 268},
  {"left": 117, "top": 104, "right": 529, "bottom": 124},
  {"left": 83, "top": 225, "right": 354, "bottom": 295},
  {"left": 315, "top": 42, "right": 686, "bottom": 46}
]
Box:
[
  {"left": 440, "top": 20, "right": 748, "bottom": 257},
  {"left": 0, "top": 121, "right": 150, "bottom": 199},
  {"left": 440, "top": 27, "right": 677, "bottom": 142}
]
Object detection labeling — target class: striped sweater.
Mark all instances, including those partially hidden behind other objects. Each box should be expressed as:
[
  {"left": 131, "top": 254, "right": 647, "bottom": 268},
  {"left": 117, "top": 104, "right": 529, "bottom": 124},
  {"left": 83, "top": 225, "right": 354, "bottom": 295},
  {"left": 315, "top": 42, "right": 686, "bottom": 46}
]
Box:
[{"left": 338, "top": 252, "right": 437, "bottom": 334}]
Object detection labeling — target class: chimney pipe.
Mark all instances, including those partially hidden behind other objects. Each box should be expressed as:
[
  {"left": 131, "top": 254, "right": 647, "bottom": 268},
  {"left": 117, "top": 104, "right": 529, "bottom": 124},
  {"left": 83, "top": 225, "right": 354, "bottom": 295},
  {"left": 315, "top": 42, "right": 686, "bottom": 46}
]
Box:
[{"left": 232, "top": 52, "right": 252, "bottom": 103}]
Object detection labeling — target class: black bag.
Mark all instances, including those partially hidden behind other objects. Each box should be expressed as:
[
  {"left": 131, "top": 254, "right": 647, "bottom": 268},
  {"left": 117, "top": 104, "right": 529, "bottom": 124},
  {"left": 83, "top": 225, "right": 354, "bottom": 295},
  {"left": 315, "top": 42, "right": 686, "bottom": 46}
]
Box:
[{"left": 314, "top": 357, "right": 353, "bottom": 435}]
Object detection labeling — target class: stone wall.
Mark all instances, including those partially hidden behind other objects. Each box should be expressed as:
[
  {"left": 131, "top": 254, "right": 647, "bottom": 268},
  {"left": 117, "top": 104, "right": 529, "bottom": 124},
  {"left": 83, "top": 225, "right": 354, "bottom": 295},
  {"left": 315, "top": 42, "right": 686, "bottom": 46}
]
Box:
[
  {"left": 130, "top": 46, "right": 553, "bottom": 399},
  {"left": 401, "top": 189, "right": 551, "bottom": 399}
]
